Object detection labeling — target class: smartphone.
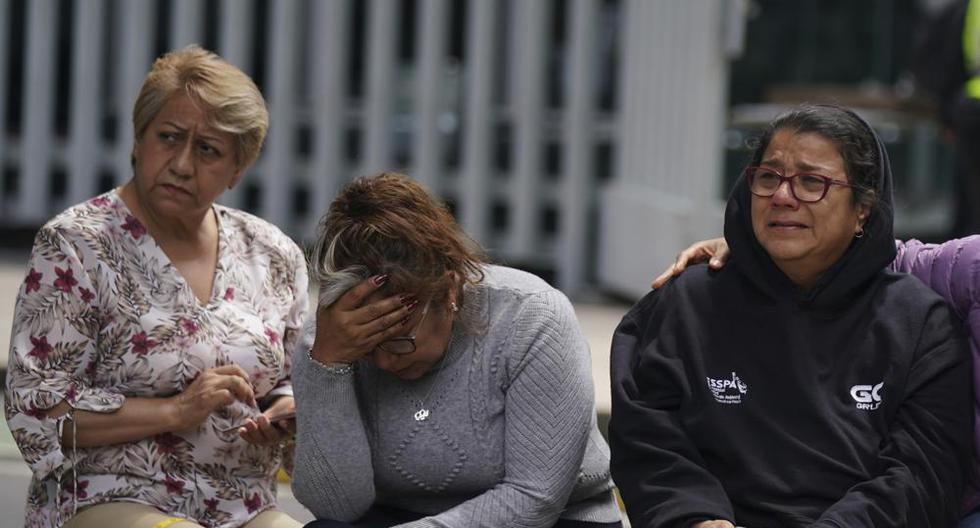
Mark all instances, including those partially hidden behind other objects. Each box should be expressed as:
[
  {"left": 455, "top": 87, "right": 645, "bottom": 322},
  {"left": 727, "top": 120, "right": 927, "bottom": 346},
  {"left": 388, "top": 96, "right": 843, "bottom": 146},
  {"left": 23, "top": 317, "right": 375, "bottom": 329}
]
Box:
[{"left": 221, "top": 411, "right": 296, "bottom": 433}]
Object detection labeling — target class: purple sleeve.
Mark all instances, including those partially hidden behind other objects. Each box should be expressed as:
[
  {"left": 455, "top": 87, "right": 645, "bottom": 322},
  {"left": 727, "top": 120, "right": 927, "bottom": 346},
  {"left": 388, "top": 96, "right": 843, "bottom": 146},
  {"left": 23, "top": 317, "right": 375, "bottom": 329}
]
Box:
[
  {"left": 891, "top": 237, "right": 980, "bottom": 321},
  {"left": 891, "top": 235, "right": 980, "bottom": 512}
]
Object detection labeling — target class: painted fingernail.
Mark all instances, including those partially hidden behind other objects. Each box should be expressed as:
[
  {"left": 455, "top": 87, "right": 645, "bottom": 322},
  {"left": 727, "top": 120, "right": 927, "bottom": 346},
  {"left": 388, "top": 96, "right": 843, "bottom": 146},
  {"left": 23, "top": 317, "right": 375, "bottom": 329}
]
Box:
[
  {"left": 400, "top": 316, "right": 411, "bottom": 325},
  {"left": 371, "top": 274, "right": 389, "bottom": 286},
  {"left": 399, "top": 295, "right": 417, "bottom": 306},
  {"left": 406, "top": 299, "right": 420, "bottom": 311}
]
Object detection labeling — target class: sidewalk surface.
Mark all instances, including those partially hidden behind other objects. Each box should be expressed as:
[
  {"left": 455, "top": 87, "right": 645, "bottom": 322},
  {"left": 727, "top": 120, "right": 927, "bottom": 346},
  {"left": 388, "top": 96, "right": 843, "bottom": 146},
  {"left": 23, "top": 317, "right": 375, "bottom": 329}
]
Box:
[{"left": 0, "top": 247, "right": 634, "bottom": 527}]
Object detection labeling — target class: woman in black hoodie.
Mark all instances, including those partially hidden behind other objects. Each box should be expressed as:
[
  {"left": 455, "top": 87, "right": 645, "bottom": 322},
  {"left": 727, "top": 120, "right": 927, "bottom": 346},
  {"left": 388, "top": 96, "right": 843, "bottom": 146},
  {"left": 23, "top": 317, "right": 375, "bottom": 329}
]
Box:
[{"left": 609, "top": 104, "right": 973, "bottom": 528}]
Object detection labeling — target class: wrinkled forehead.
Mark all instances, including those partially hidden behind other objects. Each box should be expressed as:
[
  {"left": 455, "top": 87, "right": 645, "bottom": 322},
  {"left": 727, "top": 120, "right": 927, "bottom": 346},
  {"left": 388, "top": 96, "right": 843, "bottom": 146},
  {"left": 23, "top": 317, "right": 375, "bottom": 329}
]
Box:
[{"left": 146, "top": 95, "right": 210, "bottom": 137}]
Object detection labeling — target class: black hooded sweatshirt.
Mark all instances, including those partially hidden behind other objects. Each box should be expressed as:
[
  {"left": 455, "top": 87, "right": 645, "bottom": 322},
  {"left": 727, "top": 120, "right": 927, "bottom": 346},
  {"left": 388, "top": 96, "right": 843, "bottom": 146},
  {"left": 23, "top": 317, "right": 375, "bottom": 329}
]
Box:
[{"left": 609, "top": 113, "right": 973, "bottom": 528}]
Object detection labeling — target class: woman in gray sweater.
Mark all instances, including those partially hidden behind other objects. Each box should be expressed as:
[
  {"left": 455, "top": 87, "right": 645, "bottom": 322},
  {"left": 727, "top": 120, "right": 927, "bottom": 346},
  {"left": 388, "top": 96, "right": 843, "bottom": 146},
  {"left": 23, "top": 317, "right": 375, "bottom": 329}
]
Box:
[{"left": 291, "top": 172, "right": 622, "bottom": 528}]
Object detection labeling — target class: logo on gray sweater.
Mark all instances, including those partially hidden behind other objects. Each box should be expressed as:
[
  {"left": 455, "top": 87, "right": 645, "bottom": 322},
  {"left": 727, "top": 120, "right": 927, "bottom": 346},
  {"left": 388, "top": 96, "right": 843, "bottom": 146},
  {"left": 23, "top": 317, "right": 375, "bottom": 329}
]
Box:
[{"left": 707, "top": 372, "right": 749, "bottom": 404}]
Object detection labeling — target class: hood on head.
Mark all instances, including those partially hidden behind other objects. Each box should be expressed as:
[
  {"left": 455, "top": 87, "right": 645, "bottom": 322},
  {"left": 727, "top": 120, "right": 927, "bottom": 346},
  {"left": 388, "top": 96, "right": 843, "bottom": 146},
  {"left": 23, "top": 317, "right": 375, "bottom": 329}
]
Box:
[{"left": 723, "top": 104, "right": 896, "bottom": 309}]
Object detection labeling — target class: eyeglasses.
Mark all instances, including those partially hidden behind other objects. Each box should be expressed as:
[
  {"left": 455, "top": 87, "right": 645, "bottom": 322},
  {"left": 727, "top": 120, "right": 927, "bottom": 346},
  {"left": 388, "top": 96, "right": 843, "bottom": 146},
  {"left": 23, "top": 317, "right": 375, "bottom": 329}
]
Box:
[
  {"left": 744, "top": 166, "right": 863, "bottom": 203},
  {"left": 376, "top": 301, "right": 430, "bottom": 355}
]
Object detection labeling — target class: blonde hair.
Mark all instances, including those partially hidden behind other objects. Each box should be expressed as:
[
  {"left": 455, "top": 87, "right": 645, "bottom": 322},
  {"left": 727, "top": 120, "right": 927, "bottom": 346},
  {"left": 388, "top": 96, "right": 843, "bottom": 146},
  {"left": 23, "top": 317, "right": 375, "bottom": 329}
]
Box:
[{"left": 131, "top": 44, "right": 268, "bottom": 169}]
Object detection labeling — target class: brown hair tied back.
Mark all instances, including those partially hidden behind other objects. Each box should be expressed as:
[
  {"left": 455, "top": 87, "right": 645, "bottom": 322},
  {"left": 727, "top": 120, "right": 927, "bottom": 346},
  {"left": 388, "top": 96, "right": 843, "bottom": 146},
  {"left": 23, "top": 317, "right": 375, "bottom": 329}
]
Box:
[{"left": 311, "top": 172, "right": 486, "bottom": 310}]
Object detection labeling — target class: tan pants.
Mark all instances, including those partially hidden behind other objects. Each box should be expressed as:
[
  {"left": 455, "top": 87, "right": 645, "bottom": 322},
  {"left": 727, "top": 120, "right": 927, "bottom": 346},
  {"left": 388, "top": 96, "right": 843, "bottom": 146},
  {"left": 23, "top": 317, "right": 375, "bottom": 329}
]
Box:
[{"left": 64, "top": 501, "right": 304, "bottom": 528}]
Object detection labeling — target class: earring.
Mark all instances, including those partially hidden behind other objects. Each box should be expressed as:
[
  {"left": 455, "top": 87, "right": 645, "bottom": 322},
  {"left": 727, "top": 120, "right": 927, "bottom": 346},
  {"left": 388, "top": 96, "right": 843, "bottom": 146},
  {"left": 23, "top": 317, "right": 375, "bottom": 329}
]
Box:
[
  {"left": 854, "top": 228, "right": 865, "bottom": 239},
  {"left": 450, "top": 302, "right": 459, "bottom": 313}
]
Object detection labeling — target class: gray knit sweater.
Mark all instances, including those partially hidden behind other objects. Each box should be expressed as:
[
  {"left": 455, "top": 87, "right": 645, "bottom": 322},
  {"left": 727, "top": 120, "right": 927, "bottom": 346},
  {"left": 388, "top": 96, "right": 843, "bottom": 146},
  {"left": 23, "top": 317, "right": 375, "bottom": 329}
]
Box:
[{"left": 291, "top": 265, "right": 621, "bottom": 527}]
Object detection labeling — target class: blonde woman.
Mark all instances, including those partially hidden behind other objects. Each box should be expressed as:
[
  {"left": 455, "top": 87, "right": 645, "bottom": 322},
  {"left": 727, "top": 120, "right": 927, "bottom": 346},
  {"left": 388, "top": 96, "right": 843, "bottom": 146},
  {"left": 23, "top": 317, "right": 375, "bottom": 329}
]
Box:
[{"left": 4, "top": 46, "right": 307, "bottom": 528}]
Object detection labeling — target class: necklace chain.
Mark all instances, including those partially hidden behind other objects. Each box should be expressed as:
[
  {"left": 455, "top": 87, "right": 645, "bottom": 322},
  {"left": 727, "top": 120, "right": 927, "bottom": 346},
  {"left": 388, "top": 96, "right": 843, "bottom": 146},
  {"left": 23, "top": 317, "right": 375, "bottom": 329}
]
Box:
[{"left": 414, "top": 328, "right": 456, "bottom": 421}]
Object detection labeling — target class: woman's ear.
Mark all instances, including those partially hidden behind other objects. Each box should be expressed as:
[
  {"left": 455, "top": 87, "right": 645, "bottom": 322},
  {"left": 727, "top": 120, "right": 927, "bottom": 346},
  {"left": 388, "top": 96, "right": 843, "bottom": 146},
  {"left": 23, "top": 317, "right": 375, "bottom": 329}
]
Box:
[
  {"left": 446, "top": 272, "right": 464, "bottom": 314},
  {"left": 130, "top": 143, "right": 140, "bottom": 168},
  {"left": 445, "top": 289, "right": 459, "bottom": 314},
  {"left": 228, "top": 168, "right": 245, "bottom": 190},
  {"left": 854, "top": 201, "right": 871, "bottom": 234}
]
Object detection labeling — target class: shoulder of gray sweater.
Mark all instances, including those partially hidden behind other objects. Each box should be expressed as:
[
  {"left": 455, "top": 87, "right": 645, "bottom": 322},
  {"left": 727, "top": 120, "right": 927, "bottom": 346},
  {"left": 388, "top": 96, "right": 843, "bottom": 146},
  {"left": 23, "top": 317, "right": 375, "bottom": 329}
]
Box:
[
  {"left": 478, "top": 265, "right": 577, "bottom": 337},
  {"left": 478, "top": 264, "right": 556, "bottom": 295},
  {"left": 477, "top": 265, "right": 587, "bottom": 381}
]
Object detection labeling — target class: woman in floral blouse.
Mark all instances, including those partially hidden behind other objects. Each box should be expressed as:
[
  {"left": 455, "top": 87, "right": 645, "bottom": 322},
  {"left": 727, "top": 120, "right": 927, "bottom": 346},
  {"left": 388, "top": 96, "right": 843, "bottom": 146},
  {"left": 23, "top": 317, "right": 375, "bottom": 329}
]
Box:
[{"left": 4, "top": 45, "right": 308, "bottom": 528}]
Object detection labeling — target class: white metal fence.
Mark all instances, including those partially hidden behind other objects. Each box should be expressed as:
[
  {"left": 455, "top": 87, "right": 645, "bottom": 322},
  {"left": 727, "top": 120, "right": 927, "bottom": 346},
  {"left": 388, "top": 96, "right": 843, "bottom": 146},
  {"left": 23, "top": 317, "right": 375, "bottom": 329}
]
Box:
[{"left": 0, "top": 0, "right": 739, "bottom": 295}]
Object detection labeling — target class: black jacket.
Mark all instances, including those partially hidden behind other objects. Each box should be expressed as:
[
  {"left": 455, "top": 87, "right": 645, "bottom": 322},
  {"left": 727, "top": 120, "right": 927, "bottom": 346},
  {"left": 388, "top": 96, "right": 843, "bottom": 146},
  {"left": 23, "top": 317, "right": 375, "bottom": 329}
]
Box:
[{"left": 609, "top": 112, "right": 973, "bottom": 528}]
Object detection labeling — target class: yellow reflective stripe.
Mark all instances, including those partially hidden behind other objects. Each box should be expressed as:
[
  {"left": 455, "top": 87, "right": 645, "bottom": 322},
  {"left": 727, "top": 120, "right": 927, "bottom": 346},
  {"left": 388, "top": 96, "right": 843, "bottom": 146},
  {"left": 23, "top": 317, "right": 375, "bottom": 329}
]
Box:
[
  {"left": 967, "top": 77, "right": 980, "bottom": 99},
  {"left": 966, "top": 0, "right": 980, "bottom": 70},
  {"left": 151, "top": 518, "right": 189, "bottom": 528}
]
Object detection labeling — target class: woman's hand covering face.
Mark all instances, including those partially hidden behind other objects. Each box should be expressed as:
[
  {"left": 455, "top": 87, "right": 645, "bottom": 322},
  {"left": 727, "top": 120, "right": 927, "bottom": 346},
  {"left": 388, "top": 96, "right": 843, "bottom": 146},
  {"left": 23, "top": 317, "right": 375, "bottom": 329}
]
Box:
[{"left": 309, "top": 275, "right": 417, "bottom": 365}]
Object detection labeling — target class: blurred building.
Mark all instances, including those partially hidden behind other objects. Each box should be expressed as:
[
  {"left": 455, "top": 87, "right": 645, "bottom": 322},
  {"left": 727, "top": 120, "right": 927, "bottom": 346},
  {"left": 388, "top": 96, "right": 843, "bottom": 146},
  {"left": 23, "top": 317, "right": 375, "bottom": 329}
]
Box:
[{"left": 0, "top": 0, "right": 950, "bottom": 299}]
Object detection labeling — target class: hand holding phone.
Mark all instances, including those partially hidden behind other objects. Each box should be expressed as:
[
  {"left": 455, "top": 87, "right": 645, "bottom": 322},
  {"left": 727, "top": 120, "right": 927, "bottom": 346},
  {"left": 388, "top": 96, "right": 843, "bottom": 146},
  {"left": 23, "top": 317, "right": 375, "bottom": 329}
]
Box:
[{"left": 221, "top": 410, "right": 296, "bottom": 433}]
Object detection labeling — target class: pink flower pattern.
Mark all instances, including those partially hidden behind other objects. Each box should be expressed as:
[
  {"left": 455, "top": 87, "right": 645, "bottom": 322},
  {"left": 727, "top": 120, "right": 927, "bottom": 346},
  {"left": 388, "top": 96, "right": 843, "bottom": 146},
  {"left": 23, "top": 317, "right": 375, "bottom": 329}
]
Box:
[
  {"left": 243, "top": 492, "right": 262, "bottom": 513},
  {"left": 153, "top": 432, "right": 184, "bottom": 455},
  {"left": 64, "top": 384, "right": 78, "bottom": 404},
  {"left": 79, "top": 287, "right": 95, "bottom": 303},
  {"left": 53, "top": 266, "right": 77, "bottom": 293},
  {"left": 63, "top": 480, "right": 89, "bottom": 500},
  {"left": 181, "top": 318, "right": 199, "bottom": 335},
  {"left": 24, "top": 268, "right": 42, "bottom": 293},
  {"left": 130, "top": 331, "right": 157, "bottom": 356},
  {"left": 121, "top": 214, "right": 146, "bottom": 239},
  {"left": 4, "top": 191, "right": 309, "bottom": 528},
  {"left": 28, "top": 336, "right": 52, "bottom": 362},
  {"left": 164, "top": 475, "right": 185, "bottom": 494}
]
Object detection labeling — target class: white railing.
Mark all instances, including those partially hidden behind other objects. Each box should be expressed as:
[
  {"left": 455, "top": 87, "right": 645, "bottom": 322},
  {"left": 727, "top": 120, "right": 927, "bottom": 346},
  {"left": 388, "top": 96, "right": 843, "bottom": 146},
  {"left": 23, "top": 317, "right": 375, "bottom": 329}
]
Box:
[{"left": 0, "top": 0, "right": 739, "bottom": 295}]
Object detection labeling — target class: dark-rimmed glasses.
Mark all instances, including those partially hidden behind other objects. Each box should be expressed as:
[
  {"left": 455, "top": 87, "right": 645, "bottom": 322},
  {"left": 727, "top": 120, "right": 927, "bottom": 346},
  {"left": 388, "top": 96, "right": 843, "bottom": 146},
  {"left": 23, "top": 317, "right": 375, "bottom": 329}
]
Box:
[
  {"left": 744, "top": 166, "right": 863, "bottom": 203},
  {"left": 376, "top": 301, "right": 430, "bottom": 355}
]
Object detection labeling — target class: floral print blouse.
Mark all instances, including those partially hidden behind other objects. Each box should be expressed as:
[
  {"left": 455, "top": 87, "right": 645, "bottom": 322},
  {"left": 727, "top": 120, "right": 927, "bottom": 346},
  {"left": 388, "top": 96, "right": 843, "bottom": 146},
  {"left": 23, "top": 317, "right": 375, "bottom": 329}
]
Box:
[{"left": 3, "top": 190, "right": 309, "bottom": 528}]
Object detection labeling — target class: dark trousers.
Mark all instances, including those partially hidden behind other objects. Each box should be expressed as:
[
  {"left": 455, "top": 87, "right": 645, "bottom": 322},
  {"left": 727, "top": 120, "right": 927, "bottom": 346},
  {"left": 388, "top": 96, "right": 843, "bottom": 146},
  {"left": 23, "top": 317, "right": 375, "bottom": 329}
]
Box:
[{"left": 304, "top": 505, "right": 623, "bottom": 528}]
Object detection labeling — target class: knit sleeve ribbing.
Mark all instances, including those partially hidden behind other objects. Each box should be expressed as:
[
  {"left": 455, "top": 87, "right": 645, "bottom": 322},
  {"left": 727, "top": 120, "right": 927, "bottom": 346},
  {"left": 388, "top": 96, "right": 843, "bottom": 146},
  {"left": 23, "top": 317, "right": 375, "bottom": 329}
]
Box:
[{"left": 290, "top": 329, "right": 376, "bottom": 522}]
